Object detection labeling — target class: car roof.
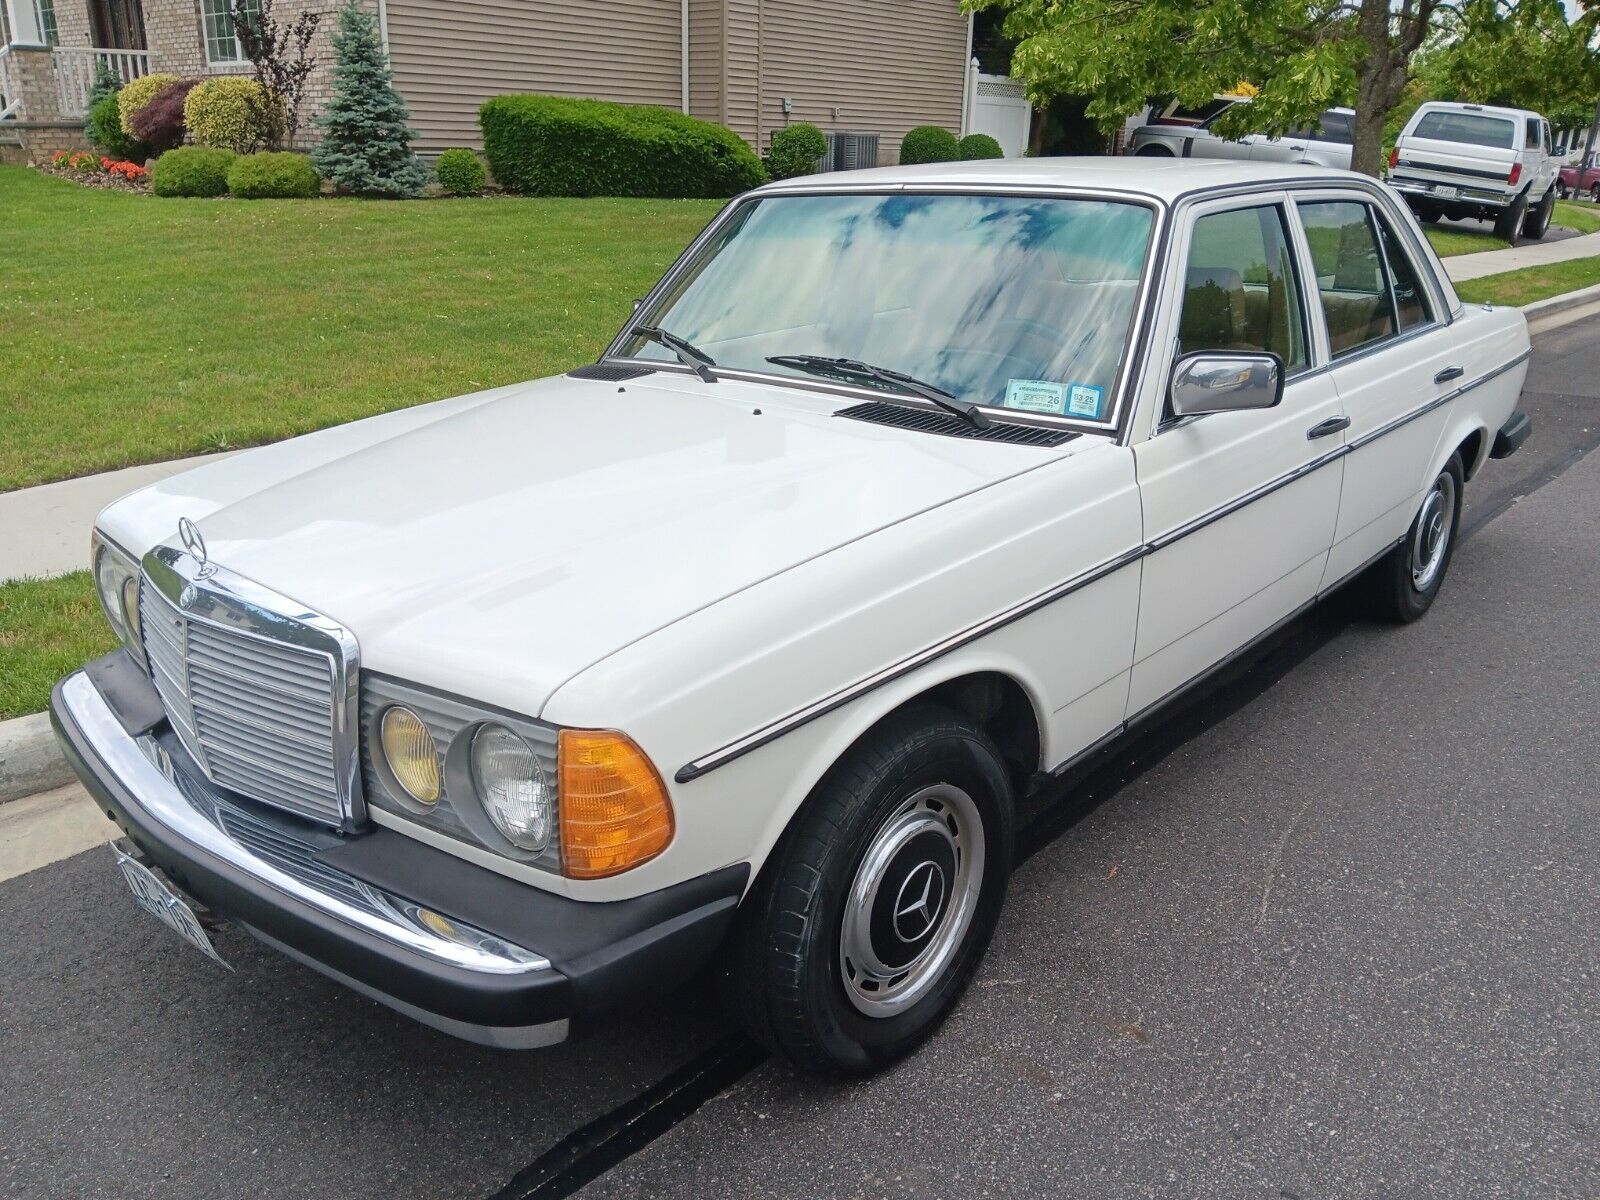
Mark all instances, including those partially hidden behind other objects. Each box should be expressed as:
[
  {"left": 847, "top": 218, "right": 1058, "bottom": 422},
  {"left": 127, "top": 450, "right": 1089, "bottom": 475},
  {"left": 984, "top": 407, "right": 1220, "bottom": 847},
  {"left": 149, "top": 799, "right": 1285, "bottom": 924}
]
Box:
[
  {"left": 1411, "top": 100, "right": 1543, "bottom": 122},
  {"left": 754, "top": 157, "right": 1369, "bottom": 202}
]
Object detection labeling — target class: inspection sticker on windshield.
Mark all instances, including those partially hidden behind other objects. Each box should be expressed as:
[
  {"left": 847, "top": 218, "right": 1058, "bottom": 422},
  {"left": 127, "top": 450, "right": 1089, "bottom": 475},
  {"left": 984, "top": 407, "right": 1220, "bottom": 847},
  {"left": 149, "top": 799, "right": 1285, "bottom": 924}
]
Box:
[
  {"left": 1066, "top": 383, "right": 1104, "bottom": 419},
  {"left": 1003, "top": 379, "right": 1067, "bottom": 414}
]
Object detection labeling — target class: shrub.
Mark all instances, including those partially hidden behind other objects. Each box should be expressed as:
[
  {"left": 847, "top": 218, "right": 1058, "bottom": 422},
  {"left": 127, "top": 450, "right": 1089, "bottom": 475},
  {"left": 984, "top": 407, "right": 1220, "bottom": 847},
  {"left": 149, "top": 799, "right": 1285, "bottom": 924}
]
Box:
[
  {"left": 435, "top": 147, "right": 487, "bottom": 195},
  {"left": 227, "top": 150, "right": 319, "bottom": 198},
  {"left": 767, "top": 122, "right": 827, "bottom": 180},
  {"left": 150, "top": 146, "right": 237, "bottom": 197},
  {"left": 87, "top": 93, "right": 148, "bottom": 161},
  {"left": 899, "top": 126, "right": 959, "bottom": 165},
  {"left": 86, "top": 61, "right": 122, "bottom": 112},
  {"left": 313, "top": 1, "right": 427, "bottom": 197},
  {"left": 480, "top": 94, "right": 766, "bottom": 198},
  {"left": 117, "top": 72, "right": 178, "bottom": 135},
  {"left": 129, "top": 78, "right": 198, "bottom": 154},
  {"left": 185, "top": 77, "right": 274, "bottom": 153},
  {"left": 957, "top": 133, "right": 1004, "bottom": 160}
]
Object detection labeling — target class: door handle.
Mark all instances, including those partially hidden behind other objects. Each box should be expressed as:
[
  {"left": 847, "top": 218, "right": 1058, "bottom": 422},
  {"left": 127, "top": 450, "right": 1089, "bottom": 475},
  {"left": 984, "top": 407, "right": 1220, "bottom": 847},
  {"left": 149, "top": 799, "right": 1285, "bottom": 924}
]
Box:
[
  {"left": 1306, "top": 415, "right": 1351, "bottom": 440},
  {"left": 1434, "top": 366, "right": 1465, "bottom": 385}
]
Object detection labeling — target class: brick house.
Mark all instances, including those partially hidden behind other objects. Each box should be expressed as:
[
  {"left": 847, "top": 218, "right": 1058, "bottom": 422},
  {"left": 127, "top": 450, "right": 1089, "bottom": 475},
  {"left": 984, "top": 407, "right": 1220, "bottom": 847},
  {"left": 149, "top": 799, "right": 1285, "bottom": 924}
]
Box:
[{"left": 1, "top": 0, "right": 1033, "bottom": 167}]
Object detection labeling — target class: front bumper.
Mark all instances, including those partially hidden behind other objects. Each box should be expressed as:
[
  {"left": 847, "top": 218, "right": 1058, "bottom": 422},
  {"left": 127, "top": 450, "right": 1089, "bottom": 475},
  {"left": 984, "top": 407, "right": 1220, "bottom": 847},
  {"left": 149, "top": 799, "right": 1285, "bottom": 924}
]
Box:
[{"left": 51, "top": 659, "right": 747, "bottom": 1048}]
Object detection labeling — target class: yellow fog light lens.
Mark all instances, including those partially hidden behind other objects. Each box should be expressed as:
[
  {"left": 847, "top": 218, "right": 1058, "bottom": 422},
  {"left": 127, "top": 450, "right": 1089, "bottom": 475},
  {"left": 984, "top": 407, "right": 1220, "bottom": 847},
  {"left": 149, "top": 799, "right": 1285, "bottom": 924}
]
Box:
[
  {"left": 380, "top": 706, "right": 441, "bottom": 805},
  {"left": 558, "top": 729, "right": 674, "bottom": 879}
]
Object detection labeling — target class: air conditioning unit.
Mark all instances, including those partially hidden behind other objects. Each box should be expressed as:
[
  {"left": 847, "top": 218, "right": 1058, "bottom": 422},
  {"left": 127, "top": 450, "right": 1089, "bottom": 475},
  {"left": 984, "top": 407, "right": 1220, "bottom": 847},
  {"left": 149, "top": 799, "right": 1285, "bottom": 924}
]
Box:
[{"left": 818, "top": 130, "right": 880, "bottom": 172}]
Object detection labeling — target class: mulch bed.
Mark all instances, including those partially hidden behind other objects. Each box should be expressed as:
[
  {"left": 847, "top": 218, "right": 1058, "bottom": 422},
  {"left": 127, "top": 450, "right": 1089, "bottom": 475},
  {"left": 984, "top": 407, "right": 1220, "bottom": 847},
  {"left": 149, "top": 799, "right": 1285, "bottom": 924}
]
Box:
[{"left": 35, "top": 165, "right": 151, "bottom": 194}]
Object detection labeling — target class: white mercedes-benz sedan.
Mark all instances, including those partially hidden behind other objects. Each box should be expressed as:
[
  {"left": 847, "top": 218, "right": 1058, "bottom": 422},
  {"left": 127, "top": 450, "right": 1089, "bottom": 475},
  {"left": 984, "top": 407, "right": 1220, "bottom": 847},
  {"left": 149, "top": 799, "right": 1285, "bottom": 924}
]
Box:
[{"left": 54, "top": 159, "right": 1532, "bottom": 1076}]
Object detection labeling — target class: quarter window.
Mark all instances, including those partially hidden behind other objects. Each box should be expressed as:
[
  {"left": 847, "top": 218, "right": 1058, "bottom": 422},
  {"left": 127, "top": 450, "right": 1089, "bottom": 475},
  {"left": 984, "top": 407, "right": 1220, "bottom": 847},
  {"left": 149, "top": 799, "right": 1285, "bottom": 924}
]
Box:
[
  {"left": 1297, "top": 200, "right": 1396, "bottom": 357},
  {"left": 1374, "top": 213, "right": 1431, "bottom": 331},
  {"left": 1177, "top": 204, "right": 1308, "bottom": 371}
]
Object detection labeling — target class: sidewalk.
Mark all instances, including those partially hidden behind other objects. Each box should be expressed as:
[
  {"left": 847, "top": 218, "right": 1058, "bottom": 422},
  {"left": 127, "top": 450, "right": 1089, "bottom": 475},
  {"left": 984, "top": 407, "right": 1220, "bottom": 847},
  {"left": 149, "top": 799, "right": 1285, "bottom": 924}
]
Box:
[
  {"left": 1443, "top": 229, "right": 1600, "bottom": 282},
  {"left": 0, "top": 451, "right": 232, "bottom": 583}
]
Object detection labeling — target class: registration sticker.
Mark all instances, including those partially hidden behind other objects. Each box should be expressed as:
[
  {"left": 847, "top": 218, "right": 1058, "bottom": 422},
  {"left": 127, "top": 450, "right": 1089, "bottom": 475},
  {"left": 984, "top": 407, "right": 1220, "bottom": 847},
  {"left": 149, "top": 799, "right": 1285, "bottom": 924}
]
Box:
[
  {"left": 1003, "top": 379, "right": 1067, "bottom": 414},
  {"left": 1067, "top": 383, "right": 1105, "bottom": 419}
]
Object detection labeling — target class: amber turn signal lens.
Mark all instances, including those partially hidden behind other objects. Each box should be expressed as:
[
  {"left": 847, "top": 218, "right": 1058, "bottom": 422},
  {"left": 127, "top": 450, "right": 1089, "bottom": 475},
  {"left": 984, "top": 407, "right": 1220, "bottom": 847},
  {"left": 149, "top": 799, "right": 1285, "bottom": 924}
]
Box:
[{"left": 558, "top": 729, "right": 674, "bottom": 879}]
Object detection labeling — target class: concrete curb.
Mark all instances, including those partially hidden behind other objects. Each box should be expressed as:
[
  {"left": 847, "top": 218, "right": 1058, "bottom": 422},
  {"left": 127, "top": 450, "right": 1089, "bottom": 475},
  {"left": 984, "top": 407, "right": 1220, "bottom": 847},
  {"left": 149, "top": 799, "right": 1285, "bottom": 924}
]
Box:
[
  {"left": 1518, "top": 280, "right": 1600, "bottom": 319},
  {"left": 0, "top": 712, "right": 72, "bottom": 805}
]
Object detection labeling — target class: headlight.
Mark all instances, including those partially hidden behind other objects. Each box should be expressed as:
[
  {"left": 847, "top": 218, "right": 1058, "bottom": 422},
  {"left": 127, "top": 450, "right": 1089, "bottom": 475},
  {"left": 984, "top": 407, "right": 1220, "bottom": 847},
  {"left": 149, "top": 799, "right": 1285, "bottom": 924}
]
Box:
[
  {"left": 379, "top": 706, "right": 442, "bottom": 805},
  {"left": 92, "top": 533, "right": 146, "bottom": 668},
  {"left": 472, "top": 723, "right": 553, "bottom": 852}
]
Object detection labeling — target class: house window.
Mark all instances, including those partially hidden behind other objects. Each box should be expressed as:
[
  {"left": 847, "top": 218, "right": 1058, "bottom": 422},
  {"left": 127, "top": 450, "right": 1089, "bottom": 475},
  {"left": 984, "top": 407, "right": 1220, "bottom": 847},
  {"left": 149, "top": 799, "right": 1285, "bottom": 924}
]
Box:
[
  {"left": 202, "top": 0, "right": 260, "bottom": 65},
  {"left": 35, "top": 0, "right": 60, "bottom": 45}
]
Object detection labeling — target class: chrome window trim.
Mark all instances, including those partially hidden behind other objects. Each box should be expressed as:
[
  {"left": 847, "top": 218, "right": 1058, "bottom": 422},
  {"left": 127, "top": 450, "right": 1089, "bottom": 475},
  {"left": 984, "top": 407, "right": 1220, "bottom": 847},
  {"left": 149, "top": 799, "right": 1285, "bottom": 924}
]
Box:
[
  {"left": 602, "top": 184, "right": 1170, "bottom": 440},
  {"left": 674, "top": 349, "right": 1529, "bottom": 784},
  {"left": 141, "top": 543, "right": 366, "bottom": 831}
]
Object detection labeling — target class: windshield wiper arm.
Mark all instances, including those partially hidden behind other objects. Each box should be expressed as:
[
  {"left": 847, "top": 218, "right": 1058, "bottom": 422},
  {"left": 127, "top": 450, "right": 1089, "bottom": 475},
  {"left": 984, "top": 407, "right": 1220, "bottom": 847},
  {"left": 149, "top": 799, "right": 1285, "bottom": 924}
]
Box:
[
  {"left": 634, "top": 325, "right": 718, "bottom": 383},
  {"left": 765, "top": 355, "right": 989, "bottom": 429}
]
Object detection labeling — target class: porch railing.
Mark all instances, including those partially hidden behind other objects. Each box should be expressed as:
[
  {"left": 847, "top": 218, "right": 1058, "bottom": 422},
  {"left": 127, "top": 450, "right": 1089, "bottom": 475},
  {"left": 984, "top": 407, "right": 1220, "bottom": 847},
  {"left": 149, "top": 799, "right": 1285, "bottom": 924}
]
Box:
[
  {"left": 53, "top": 46, "right": 154, "bottom": 119},
  {"left": 0, "top": 46, "right": 20, "bottom": 121}
]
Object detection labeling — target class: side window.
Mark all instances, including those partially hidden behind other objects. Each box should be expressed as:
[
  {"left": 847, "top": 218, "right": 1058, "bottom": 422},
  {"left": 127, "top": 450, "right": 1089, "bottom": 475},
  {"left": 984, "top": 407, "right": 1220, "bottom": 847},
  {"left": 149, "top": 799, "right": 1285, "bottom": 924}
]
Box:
[
  {"left": 1542, "top": 121, "right": 1553, "bottom": 154},
  {"left": 1373, "top": 212, "right": 1432, "bottom": 331},
  {"left": 1525, "top": 118, "right": 1541, "bottom": 150},
  {"left": 1297, "top": 200, "right": 1396, "bottom": 357},
  {"left": 1177, "top": 204, "right": 1308, "bottom": 372}
]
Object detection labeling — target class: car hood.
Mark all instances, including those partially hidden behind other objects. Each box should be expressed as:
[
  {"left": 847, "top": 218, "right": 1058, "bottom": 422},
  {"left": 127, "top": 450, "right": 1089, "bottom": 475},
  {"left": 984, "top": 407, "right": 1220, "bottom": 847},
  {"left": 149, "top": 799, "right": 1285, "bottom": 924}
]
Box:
[{"left": 102, "top": 370, "right": 1071, "bottom": 718}]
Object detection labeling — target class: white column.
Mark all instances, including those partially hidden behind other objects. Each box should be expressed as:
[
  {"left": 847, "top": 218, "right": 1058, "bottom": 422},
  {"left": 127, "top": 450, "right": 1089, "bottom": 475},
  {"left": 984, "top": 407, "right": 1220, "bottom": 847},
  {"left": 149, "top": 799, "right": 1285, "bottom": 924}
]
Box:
[{"left": 5, "top": 0, "right": 47, "bottom": 47}]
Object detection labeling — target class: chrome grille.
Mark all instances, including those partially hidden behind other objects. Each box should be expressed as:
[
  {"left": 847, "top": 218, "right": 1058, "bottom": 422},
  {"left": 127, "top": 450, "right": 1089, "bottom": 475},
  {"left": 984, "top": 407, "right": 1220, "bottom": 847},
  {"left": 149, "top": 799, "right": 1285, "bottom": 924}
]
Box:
[{"left": 139, "top": 560, "right": 352, "bottom": 829}]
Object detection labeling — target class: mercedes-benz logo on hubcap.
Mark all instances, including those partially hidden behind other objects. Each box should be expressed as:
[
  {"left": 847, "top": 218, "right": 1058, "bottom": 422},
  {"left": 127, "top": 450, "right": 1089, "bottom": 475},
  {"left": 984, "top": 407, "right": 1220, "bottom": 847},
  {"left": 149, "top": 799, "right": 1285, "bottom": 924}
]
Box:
[{"left": 892, "top": 860, "right": 946, "bottom": 943}]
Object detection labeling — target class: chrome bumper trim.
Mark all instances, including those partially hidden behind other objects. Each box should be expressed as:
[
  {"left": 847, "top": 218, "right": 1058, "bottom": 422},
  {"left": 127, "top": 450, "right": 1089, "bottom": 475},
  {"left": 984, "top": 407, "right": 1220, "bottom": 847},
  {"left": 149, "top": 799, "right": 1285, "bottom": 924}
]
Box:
[{"left": 59, "top": 670, "right": 552, "bottom": 977}]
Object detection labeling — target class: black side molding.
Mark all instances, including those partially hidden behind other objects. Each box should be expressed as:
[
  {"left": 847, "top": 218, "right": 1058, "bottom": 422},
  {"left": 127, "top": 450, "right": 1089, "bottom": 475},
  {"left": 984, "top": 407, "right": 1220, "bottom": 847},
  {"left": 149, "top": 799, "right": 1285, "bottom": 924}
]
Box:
[{"left": 1491, "top": 410, "right": 1532, "bottom": 459}]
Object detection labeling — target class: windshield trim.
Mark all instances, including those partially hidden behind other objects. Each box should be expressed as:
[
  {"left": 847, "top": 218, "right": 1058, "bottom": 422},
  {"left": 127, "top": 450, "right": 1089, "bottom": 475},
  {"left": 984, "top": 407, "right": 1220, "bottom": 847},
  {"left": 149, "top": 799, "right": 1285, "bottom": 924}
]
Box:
[{"left": 602, "top": 184, "right": 1169, "bottom": 439}]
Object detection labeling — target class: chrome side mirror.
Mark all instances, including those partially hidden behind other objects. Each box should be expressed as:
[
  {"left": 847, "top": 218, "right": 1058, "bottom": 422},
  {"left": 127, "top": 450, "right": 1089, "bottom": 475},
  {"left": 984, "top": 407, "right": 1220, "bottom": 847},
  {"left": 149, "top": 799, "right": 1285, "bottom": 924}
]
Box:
[{"left": 1169, "top": 351, "right": 1283, "bottom": 419}]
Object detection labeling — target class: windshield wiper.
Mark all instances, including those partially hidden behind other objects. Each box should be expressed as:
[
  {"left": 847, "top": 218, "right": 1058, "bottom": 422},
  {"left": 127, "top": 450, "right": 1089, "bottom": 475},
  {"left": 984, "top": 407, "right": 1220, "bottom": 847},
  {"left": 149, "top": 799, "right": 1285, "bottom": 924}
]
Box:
[
  {"left": 634, "top": 325, "right": 718, "bottom": 383},
  {"left": 765, "top": 355, "right": 989, "bottom": 430}
]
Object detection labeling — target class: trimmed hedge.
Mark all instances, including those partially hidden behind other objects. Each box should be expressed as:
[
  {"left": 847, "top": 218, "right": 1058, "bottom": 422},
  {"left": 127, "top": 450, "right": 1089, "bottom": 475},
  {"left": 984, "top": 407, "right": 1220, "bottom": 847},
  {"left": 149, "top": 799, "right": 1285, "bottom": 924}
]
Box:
[
  {"left": 128, "top": 78, "right": 198, "bottom": 154},
  {"left": 86, "top": 93, "right": 148, "bottom": 162},
  {"left": 899, "top": 125, "right": 959, "bottom": 165},
  {"left": 436, "top": 147, "right": 487, "bottom": 195},
  {"left": 185, "top": 77, "right": 273, "bottom": 153},
  {"left": 150, "top": 147, "right": 237, "bottom": 197},
  {"left": 117, "top": 72, "right": 178, "bottom": 136},
  {"left": 228, "top": 151, "right": 320, "bottom": 198},
  {"left": 958, "top": 133, "right": 1004, "bottom": 160},
  {"left": 767, "top": 122, "right": 827, "bottom": 180},
  {"left": 480, "top": 94, "right": 765, "bottom": 198}
]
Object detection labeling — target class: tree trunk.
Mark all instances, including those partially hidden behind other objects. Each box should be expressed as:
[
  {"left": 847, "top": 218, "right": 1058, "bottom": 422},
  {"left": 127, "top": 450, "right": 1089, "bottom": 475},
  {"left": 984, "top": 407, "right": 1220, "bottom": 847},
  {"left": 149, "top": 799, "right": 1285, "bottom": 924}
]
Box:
[{"left": 1350, "top": 73, "right": 1390, "bottom": 178}]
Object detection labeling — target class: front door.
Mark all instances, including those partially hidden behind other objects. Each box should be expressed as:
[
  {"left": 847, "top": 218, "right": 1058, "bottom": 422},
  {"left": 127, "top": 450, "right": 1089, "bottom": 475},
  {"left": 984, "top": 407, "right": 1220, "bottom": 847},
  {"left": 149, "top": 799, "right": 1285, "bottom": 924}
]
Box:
[
  {"left": 90, "top": 0, "right": 146, "bottom": 49},
  {"left": 1128, "top": 196, "right": 1346, "bottom": 716}
]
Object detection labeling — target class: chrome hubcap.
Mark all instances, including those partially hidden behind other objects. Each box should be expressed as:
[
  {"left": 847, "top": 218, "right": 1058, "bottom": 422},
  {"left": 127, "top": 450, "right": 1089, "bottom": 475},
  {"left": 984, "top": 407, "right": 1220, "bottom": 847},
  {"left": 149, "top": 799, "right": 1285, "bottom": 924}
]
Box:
[
  {"left": 1411, "top": 471, "right": 1456, "bottom": 591},
  {"left": 839, "top": 784, "right": 985, "bottom": 1017}
]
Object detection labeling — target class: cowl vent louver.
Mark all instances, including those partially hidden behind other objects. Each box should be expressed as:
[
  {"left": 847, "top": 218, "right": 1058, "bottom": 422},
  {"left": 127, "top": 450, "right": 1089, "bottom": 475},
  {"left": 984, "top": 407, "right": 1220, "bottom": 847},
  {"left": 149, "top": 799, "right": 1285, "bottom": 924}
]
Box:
[
  {"left": 836, "top": 401, "right": 1078, "bottom": 447},
  {"left": 567, "top": 362, "right": 655, "bottom": 381}
]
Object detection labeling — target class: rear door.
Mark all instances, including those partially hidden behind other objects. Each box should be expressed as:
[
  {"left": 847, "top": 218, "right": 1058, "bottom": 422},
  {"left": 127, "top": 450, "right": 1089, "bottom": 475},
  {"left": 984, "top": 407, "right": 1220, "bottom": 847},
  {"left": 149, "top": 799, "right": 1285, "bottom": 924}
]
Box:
[{"left": 1126, "top": 195, "right": 1345, "bottom": 716}]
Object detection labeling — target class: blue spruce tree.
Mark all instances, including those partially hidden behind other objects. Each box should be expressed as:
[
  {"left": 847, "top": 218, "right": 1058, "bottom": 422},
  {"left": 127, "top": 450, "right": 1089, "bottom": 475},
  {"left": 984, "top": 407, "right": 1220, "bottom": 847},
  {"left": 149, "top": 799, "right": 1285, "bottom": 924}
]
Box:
[{"left": 313, "top": 1, "right": 428, "bottom": 197}]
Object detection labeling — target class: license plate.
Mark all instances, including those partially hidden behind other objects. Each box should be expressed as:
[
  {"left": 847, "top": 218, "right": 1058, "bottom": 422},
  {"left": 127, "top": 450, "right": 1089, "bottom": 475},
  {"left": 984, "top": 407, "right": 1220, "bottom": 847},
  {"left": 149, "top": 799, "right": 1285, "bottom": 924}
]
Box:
[
  {"left": 113, "top": 844, "right": 231, "bottom": 970},
  {"left": 1432, "top": 184, "right": 1458, "bottom": 199}
]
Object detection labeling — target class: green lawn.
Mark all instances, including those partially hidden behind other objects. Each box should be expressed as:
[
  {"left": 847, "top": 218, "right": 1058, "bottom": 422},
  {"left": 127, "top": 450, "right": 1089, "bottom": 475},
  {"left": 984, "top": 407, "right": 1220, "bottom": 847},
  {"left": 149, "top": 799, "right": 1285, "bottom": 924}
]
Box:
[
  {"left": 0, "top": 166, "right": 719, "bottom": 493},
  {"left": 0, "top": 573, "right": 115, "bottom": 719},
  {"left": 1554, "top": 199, "right": 1600, "bottom": 235},
  {"left": 1454, "top": 255, "right": 1600, "bottom": 307},
  {"left": 1424, "top": 225, "right": 1509, "bottom": 257}
]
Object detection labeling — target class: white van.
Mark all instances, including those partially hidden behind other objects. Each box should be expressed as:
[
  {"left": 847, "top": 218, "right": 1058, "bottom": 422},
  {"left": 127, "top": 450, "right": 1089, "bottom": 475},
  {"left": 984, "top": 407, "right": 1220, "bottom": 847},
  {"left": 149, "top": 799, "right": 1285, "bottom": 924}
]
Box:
[{"left": 1388, "top": 102, "right": 1561, "bottom": 243}]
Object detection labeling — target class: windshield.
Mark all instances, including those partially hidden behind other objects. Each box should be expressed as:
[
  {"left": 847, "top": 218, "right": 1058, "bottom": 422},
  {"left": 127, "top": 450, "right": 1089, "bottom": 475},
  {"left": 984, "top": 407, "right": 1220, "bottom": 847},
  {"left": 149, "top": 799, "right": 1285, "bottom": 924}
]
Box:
[
  {"left": 1413, "top": 111, "right": 1516, "bottom": 149},
  {"left": 619, "top": 193, "right": 1156, "bottom": 423}
]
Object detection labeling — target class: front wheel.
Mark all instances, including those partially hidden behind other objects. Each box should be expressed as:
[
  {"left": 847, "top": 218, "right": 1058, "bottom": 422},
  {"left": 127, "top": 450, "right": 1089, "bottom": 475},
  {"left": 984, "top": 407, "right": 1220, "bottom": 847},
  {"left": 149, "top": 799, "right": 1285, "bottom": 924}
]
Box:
[
  {"left": 1364, "top": 454, "right": 1463, "bottom": 624},
  {"left": 1591, "top": 182, "right": 1600, "bottom": 204},
  {"left": 1135, "top": 144, "right": 1174, "bottom": 157},
  {"left": 727, "top": 705, "right": 1014, "bottom": 1076},
  {"left": 1522, "top": 187, "right": 1556, "bottom": 240}
]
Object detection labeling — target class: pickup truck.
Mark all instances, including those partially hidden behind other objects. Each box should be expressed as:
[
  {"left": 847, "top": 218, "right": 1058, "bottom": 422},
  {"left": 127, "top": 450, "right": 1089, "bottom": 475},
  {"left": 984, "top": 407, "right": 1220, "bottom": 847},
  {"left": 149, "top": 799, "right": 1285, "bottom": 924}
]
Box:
[
  {"left": 1388, "top": 101, "right": 1561, "bottom": 242},
  {"left": 1559, "top": 147, "right": 1600, "bottom": 202},
  {"left": 54, "top": 159, "right": 1533, "bottom": 1077}
]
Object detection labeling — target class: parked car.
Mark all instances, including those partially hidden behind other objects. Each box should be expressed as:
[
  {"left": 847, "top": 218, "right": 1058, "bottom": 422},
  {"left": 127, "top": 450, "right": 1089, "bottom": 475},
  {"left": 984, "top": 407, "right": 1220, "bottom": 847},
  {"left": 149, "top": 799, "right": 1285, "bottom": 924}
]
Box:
[
  {"left": 1388, "top": 101, "right": 1561, "bottom": 242},
  {"left": 1558, "top": 146, "right": 1600, "bottom": 202},
  {"left": 1129, "top": 100, "right": 1355, "bottom": 169},
  {"left": 54, "top": 159, "right": 1533, "bottom": 1077}
]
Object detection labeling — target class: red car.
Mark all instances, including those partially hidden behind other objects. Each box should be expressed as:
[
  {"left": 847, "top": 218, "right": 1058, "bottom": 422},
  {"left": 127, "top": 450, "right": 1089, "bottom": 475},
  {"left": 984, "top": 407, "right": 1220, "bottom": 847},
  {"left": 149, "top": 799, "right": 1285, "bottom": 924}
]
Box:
[{"left": 1559, "top": 148, "right": 1600, "bottom": 201}]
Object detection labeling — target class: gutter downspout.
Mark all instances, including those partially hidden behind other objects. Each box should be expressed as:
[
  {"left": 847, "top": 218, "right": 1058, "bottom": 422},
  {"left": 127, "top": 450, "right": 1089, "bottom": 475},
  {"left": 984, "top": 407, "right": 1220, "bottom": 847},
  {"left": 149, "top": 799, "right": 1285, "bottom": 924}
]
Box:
[
  {"left": 959, "top": 13, "right": 974, "bottom": 136},
  {"left": 680, "top": 0, "right": 689, "bottom": 113},
  {"left": 375, "top": 0, "right": 390, "bottom": 56}
]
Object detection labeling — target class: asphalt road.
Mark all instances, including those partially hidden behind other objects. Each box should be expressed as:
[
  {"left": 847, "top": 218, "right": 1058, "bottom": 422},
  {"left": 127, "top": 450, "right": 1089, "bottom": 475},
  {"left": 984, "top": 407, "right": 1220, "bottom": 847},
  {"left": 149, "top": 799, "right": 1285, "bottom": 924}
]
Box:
[{"left": 3, "top": 313, "right": 1598, "bottom": 1200}]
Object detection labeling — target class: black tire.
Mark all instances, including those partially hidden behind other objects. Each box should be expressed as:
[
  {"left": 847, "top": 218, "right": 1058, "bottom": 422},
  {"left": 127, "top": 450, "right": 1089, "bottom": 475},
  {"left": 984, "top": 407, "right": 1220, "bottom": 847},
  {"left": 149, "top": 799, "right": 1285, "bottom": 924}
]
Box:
[
  {"left": 1364, "top": 454, "right": 1464, "bottom": 624},
  {"left": 1493, "top": 192, "right": 1528, "bottom": 243},
  {"left": 727, "top": 703, "right": 1014, "bottom": 1076},
  {"left": 1522, "top": 187, "right": 1556, "bottom": 240},
  {"left": 1418, "top": 208, "right": 1442, "bottom": 224},
  {"left": 1135, "top": 144, "right": 1174, "bottom": 157},
  {"left": 1591, "top": 183, "right": 1600, "bottom": 204}
]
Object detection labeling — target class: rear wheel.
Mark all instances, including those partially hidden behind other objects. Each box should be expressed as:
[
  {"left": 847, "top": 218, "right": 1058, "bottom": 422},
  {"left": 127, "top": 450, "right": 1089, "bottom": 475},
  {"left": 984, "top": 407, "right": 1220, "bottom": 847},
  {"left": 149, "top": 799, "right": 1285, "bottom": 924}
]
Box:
[
  {"left": 1364, "top": 454, "right": 1463, "bottom": 624},
  {"left": 1493, "top": 192, "right": 1528, "bottom": 243},
  {"left": 1417, "top": 208, "right": 1442, "bottom": 224},
  {"left": 1522, "top": 187, "right": 1556, "bottom": 240},
  {"left": 728, "top": 704, "right": 1014, "bottom": 1076},
  {"left": 1135, "top": 144, "right": 1174, "bottom": 157}
]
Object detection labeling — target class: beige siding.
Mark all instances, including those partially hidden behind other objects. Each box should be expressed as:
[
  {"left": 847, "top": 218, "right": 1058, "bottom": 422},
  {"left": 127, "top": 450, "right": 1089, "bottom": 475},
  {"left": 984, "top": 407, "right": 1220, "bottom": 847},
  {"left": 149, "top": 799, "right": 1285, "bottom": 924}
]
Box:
[
  {"left": 385, "top": 0, "right": 684, "bottom": 153},
  {"left": 724, "top": 0, "right": 967, "bottom": 163},
  {"left": 687, "top": 0, "right": 720, "bottom": 121}
]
